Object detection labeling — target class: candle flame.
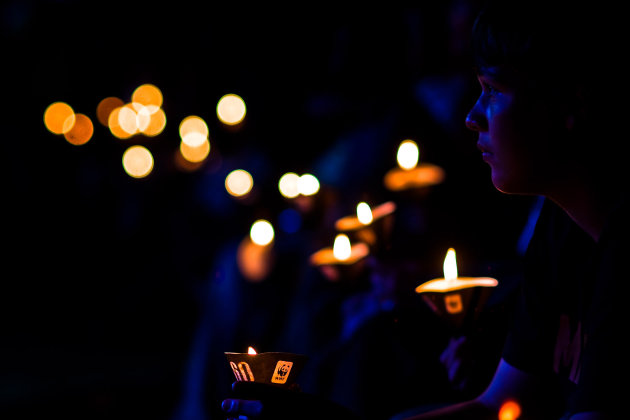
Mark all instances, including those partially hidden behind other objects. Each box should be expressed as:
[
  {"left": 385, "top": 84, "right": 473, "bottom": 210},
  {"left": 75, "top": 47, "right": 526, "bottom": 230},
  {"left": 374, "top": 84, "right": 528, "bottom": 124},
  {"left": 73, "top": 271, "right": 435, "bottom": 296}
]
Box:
[
  {"left": 333, "top": 234, "right": 352, "bottom": 261},
  {"left": 356, "top": 202, "right": 373, "bottom": 225},
  {"left": 498, "top": 400, "right": 521, "bottom": 420},
  {"left": 397, "top": 139, "right": 419, "bottom": 170},
  {"left": 247, "top": 346, "right": 257, "bottom": 355},
  {"left": 443, "top": 248, "right": 458, "bottom": 282}
]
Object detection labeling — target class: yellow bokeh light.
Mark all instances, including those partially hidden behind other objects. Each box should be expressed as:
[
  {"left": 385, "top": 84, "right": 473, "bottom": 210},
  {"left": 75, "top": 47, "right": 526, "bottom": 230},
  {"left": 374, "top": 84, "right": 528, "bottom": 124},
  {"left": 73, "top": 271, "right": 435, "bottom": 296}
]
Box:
[
  {"left": 44, "top": 102, "right": 75, "bottom": 135},
  {"left": 63, "top": 113, "right": 93, "bottom": 145},
  {"left": 217, "top": 93, "right": 246, "bottom": 125},
  {"left": 118, "top": 103, "right": 140, "bottom": 136},
  {"left": 250, "top": 219, "right": 274, "bottom": 246},
  {"left": 278, "top": 172, "right": 300, "bottom": 198},
  {"left": 132, "top": 83, "right": 163, "bottom": 111},
  {"left": 298, "top": 174, "right": 320, "bottom": 196},
  {"left": 397, "top": 139, "right": 419, "bottom": 170},
  {"left": 181, "top": 131, "right": 207, "bottom": 148},
  {"left": 122, "top": 145, "right": 154, "bottom": 178},
  {"left": 96, "top": 97, "right": 124, "bottom": 126},
  {"left": 134, "top": 104, "right": 152, "bottom": 132},
  {"left": 180, "top": 137, "right": 210, "bottom": 163},
  {"left": 225, "top": 169, "right": 253, "bottom": 197},
  {"left": 179, "top": 115, "right": 209, "bottom": 139}
]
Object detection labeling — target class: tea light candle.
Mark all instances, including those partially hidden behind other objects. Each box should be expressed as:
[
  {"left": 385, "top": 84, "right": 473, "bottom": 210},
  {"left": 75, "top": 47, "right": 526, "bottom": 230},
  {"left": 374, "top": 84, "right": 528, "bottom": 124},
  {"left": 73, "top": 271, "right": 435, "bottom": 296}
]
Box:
[
  {"left": 415, "top": 248, "right": 498, "bottom": 293},
  {"left": 335, "top": 201, "right": 397, "bottom": 232},
  {"left": 309, "top": 234, "right": 369, "bottom": 266},
  {"left": 415, "top": 248, "right": 498, "bottom": 324},
  {"left": 383, "top": 139, "right": 445, "bottom": 191}
]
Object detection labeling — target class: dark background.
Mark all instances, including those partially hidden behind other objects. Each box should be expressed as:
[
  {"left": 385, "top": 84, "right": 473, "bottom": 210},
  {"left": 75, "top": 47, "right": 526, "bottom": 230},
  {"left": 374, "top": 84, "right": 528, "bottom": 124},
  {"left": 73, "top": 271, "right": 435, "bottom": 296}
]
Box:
[{"left": 2, "top": 1, "right": 535, "bottom": 419}]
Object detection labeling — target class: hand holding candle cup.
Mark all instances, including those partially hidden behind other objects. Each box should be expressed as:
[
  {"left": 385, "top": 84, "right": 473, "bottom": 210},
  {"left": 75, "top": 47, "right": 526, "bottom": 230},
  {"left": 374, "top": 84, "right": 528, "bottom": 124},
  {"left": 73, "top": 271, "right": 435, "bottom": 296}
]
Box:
[{"left": 415, "top": 248, "right": 498, "bottom": 330}]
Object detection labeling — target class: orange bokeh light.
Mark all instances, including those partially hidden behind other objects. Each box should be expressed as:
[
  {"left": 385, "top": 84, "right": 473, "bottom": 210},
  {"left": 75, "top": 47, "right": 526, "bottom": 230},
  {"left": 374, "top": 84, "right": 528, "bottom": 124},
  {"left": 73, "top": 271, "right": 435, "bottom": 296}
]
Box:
[
  {"left": 96, "top": 97, "right": 124, "bottom": 126},
  {"left": 131, "top": 83, "right": 163, "bottom": 111},
  {"left": 180, "top": 137, "right": 210, "bottom": 163},
  {"left": 64, "top": 113, "right": 93, "bottom": 145},
  {"left": 498, "top": 400, "right": 521, "bottom": 420},
  {"left": 141, "top": 107, "right": 166, "bottom": 136},
  {"left": 44, "top": 102, "right": 75, "bottom": 134}
]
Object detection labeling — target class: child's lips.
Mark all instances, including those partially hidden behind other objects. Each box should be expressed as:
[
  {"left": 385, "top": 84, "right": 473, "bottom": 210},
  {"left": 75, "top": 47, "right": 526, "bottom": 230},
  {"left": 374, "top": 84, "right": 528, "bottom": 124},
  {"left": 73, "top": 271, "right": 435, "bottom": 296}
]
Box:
[{"left": 477, "top": 141, "right": 493, "bottom": 162}]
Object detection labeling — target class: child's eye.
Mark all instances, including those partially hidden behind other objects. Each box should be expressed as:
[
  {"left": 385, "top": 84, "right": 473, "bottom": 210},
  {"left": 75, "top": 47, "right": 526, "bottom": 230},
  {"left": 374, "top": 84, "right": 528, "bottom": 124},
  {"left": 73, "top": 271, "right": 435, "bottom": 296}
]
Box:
[{"left": 482, "top": 83, "right": 500, "bottom": 95}]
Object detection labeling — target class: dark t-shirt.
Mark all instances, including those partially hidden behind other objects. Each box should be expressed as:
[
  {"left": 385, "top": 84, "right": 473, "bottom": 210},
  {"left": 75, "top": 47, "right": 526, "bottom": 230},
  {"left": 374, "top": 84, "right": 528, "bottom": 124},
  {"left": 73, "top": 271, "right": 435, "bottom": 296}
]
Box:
[{"left": 502, "top": 195, "right": 630, "bottom": 417}]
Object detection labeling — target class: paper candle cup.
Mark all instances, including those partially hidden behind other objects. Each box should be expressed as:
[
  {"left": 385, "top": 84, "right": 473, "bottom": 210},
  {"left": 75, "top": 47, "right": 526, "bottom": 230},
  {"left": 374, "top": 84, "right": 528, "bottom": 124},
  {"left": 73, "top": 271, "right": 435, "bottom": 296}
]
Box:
[
  {"left": 415, "top": 278, "right": 497, "bottom": 330},
  {"left": 225, "top": 352, "right": 308, "bottom": 388},
  {"left": 309, "top": 242, "right": 370, "bottom": 282},
  {"left": 383, "top": 164, "right": 445, "bottom": 192}
]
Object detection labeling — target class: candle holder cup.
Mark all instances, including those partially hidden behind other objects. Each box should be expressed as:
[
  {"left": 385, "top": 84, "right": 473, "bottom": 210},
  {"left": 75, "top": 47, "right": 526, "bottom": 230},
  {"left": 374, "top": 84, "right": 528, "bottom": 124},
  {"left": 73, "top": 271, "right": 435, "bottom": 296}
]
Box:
[
  {"left": 225, "top": 351, "right": 308, "bottom": 389},
  {"left": 417, "top": 283, "right": 496, "bottom": 332}
]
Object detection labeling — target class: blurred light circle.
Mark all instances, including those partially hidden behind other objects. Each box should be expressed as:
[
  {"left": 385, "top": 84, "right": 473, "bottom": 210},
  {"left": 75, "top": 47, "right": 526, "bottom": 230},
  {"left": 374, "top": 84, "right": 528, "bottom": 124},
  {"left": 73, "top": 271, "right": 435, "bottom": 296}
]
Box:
[
  {"left": 122, "top": 145, "right": 154, "bottom": 178},
  {"left": 141, "top": 107, "right": 166, "bottom": 136},
  {"left": 118, "top": 104, "right": 139, "bottom": 136},
  {"left": 96, "top": 97, "right": 124, "bottom": 126},
  {"left": 181, "top": 131, "right": 207, "bottom": 148},
  {"left": 278, "top": 172, "right": 300, "bottom": 198},
  {"left": 108, "top": 107, "right": 133, "bottom": 139},
  {"left": 63, "top": 113, "right": 93, "bottom": 145},
  {"left": 298, "top": 174, "right": 320, "bottom": 196},
  {"left": 44, "top": 102, "right": 75, "bottom": 134},
  {"left": 179, "top": 115, "right": 208, "bottom": 139},
  {"left": 250, "top": 219, "right": 274, "bottom": 246},
  {"left": 132, "top": 83, "right": 163, "bottom": 111},
  {"left": 217, "top": 93, "right": 246, "bottom": 125},
  {"left": 180, "top": 137, "right": 210, "bottom": 163},
  {"left": 225, "top": 169, "right": 253, "bottom": 197}
]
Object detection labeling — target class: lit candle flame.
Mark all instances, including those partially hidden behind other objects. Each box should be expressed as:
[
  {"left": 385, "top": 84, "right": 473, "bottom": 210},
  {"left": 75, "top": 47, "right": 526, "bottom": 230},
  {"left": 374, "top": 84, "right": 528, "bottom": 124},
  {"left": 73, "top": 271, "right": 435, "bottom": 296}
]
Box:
[
  {"left": 397, "top": 139, "right": 419, "bottom": 170},
  {"left": 498, "top": 400, "right": 521, "bottom": 420},
  {"left": 333, "top": 234, "right": 352, "bottom": 261},
  {"left": 247, "top": 346, "right": 257, "bottom": 355},
  {"left": 356, "top": 202, "right": 373, "bottom": 225},
  {"left": 443, "top": 248, "right": 458, "bottom": 283}
]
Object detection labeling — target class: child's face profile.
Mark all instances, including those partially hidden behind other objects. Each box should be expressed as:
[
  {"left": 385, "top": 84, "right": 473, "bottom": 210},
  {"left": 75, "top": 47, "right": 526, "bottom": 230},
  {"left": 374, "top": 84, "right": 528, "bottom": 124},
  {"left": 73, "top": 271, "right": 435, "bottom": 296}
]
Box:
[{"left": 465, "top": 65, "right": 564, "bottom": 196}]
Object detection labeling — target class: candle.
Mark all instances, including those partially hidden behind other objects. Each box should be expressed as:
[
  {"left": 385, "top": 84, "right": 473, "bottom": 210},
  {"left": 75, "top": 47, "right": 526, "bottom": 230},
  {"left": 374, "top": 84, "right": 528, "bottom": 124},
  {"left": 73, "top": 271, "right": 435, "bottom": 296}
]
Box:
[
  {"left": 415, "top": 248, "right": 498, "bottom": 293},
  {"left": 383, "top": 140, "right": 445, "bottom": 191},
  {"left": 335, "top": 201, "right": 396, "bottom": 232},
  {"left": 225, "top": 347, "right": 307, "bottom": 388},
  {"left": 415, "top": 248, "right": 498, "bottom": 329},
  {"left": 309, "top": 234, "right": 369, "bottom": 266}
]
